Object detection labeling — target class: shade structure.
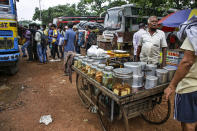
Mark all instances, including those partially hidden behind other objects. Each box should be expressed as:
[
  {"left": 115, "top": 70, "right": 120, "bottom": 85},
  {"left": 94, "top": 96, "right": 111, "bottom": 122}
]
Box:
[{"left": 158, "top": 9, "right": 197, "bottom": 27}]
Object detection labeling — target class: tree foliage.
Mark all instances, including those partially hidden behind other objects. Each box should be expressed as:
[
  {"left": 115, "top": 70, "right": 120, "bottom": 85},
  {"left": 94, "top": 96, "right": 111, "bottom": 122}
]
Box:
[{"left": 32, "top": 0, "right": 197, "bottom": 25}]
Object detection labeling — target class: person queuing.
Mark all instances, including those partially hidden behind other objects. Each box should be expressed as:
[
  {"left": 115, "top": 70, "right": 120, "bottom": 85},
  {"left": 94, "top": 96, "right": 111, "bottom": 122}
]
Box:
[
  {"left": 21, "top": 26, "right": 31, "bottom": 58},
  {"left": 29, "top": 23, "right": 38, "bottom": 61},
  {"left": 34, "top": 25, "right": 47, "bottom": 64},
  {"left": 63, "top": 23, "right": 76, "bottom": 75},
  {"left": 48, "top": 24, "right": 53, "bottom": 58},
  {"left": 165, "top": 16, "right": 197, "bottom": 131},
  {"left": 133, "top": 23, "right": 146, "bottom": 61},
  {"left": 73, "top": 25, "right": 80, "bottom": 54},
  {"left": 50, "top": 24, "right": 60, "bottom": 60},
  {"left": 136, "top": 16, "right": 167, "bottom": 67},
  {"left": 57, "top": 27, "right": 64, "bottom": 59}
]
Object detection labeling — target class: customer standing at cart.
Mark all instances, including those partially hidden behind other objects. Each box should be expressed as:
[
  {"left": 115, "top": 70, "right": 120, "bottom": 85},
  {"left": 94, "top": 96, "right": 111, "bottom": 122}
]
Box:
[
  {"left": 133, "top": 23, "right": 146, "bottom": 61},
  {"left": 63, "top": 23, "right": 76, "bottom": 75},
  {"left": 136, "top": 16, "right": 167, "bottom": 67},
  {"left": 165, "top": 16, "right": 197, "bottom": 131}
]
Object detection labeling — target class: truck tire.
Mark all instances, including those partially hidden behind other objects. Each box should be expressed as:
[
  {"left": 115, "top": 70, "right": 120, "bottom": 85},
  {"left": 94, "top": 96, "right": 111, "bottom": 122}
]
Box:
[{"left": 7, "top": 61, "right": 19, "bottom": 75}]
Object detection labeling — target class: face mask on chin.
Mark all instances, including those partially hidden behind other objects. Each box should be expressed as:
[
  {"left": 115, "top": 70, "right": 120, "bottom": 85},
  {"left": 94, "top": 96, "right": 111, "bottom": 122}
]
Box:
[{"left": 150, "top": 28, "right": 156, "bottom": 32}]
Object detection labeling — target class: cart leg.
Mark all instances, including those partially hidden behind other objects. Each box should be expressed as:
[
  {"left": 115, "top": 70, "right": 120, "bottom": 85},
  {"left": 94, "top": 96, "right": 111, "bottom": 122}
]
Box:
[
  {"left": 110, "top": 100, "right": 114, "bottom": 122},
  {"left": 121, "top": 107, "right": 129, "bottom": 131}
]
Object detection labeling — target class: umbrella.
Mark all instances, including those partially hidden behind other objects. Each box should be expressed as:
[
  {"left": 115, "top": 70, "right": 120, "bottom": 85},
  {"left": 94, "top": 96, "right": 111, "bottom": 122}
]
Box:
[{"left": 158, "top": 9, "right": 197, "bottom": 27}]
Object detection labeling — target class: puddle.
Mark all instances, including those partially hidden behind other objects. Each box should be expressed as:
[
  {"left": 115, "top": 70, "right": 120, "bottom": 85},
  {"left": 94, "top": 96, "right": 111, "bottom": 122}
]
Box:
[{"left": 0, "top": 84, "right": 26, "bottom": 106}]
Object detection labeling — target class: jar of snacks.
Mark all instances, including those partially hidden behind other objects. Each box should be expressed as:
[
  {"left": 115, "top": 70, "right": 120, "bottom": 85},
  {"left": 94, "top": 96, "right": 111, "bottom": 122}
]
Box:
[
  {"left": 112, "top": 68, "right": 133, "bottom": 96},
  {"left": 90, "top": 62, "right": 99, "bottom": 78},
  {"left": 86, "top": 59, "right": 94, "bottom": 76},
  {"left": 78, "top": 56, "right": 85, "bottom": 69},
  {"left": 102, "top": 66, "right": 114, "bottom": 90},
  {"left": 95, "top": 64, "right": 105, "bottom": 84},
  {"left": 74, "top": 54, "right": 81, "bottom": 67},
  {"left": 82, "top": 58, "right": 88, "bottom": 73}
]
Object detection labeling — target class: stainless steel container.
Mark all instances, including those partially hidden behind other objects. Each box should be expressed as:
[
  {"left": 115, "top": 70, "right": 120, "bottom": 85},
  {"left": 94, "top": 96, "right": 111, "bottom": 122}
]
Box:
[
  {"left": 145, "top": 64, "right": 157, "bottom": 76},
  {"left": 132, "top": 75, "right": 144, "bottom": 88},
  {"left": 163, "top": 66, "right": 177, "bottom": 82},
  {"left": 138, "top": 62, "right": 146, "bottom": 76},
  {"left": 145, "top": 76, "right": 158, "bottom": 89},
  {"left": 156, "top": 69, "right": 168, "bottom": 85},
  {"left": 124, "top": 62, "right": 142, "bottom": 75},
  {"left": 138, "top": 62, "right": 146, "bottom": 70}
]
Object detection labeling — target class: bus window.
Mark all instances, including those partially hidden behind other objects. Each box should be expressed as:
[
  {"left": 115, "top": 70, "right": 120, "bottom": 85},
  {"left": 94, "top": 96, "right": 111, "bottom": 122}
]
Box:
[
  {"left": 131, "top": 7, "right": 139, "bottom": 15},
  {"left": 0, "top": 0, "right": 9, "bottom": 5}
]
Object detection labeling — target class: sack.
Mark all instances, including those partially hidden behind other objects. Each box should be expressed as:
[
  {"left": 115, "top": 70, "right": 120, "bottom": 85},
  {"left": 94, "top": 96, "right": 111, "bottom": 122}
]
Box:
[{"left": 58, "top": 36, "right": 64, "bottom": 46}]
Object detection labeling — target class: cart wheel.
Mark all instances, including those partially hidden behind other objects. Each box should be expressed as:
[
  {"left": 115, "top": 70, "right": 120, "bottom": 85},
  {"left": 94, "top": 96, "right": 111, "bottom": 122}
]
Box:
[
  {"left": 97, "top": 93, "right": 112, "bottom": 131},
  {"left": 76, "top": 74, "right": 90, "bottom": 108},
  {"left": 141, "top": 96, "right": 171, "bottom": 125}
]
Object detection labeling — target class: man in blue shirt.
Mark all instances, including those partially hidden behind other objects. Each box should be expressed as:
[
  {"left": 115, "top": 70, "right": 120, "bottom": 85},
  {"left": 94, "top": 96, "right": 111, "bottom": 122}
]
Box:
[{"left": 63, "top": 23, "right": 76, "bottom": 75}]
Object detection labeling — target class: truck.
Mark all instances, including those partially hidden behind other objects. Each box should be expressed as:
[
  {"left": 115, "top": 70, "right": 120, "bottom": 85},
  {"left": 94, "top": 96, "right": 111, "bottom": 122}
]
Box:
[
  {"left": 0, "top": 0, "right": 19, "bottom": 75},
  {"left": 99, "top": 4, "right": 174, "bottom": 51}
]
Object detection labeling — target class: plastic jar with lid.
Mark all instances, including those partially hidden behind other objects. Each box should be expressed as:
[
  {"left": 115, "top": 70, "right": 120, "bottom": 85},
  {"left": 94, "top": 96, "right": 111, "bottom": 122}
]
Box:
[
  {"left": 78, "top": 56, "right": 85, "bottom": 69},
  {"left": 95, "top": 64, "right": 106, "bottom": 84},
  {"left": 82, "top": 58, "right": 88, "bottom": 73},
  {"left": 86, "top": 59, "right": 94, "bottom": 75},
  {"left": 90, "top": 62, "right": 99, "bottom": 78},
  {"left": 74, "top": 54, "right": 81, "bottom": 67},
  {"left": 102, "top": 66, "right": 114, "bottom": 90},
  {"left": 112, "top": 68, "right": 133, "bottom": 96}
]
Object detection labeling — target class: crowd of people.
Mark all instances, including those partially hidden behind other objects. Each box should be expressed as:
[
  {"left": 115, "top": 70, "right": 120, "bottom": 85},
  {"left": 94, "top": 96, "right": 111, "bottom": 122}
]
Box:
[{"left": 18, "top": 22, "right": 98, "bottom": 73}]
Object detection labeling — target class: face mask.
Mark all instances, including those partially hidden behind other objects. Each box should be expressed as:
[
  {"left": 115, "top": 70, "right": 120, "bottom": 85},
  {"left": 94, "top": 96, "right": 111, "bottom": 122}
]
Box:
[{"left": 150, "top": 28, "right": 156, "bottom": 32}]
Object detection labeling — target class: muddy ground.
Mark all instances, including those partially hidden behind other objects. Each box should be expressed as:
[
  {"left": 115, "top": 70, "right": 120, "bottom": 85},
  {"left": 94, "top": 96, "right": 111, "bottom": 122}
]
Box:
[{"left": 0, "top": 57, "right": 181, "bottom": 131}]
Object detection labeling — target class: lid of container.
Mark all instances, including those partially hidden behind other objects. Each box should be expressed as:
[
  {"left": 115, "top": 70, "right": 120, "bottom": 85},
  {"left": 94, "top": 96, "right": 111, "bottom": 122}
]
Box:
[
  {"left": 156, "top": 69, "right": 168, "bottom": 74},
  {"left": 113, "top": 68, "right": 133, "bottom": 75},
  {"left": 82, "top": 58, "right": 88, "bottom": 62},
  {"left": 146, "top": 75, "right": 158, "bottom": 80},
  {"left": 98, "top": 64, "right": 106, "bottom": 69},
  {"left": 163, "top": 66, "right": 177, "bottom": 71},
  {"left": 133, "top": 74, "right": 143, "bottom": 78},
  {"left": 91, "top": 56, "right": 106, "bottom": 60},
  {"left": 132, "top": 85, "right": 143, "bottom": 88},
  {"left": 124, "top": 62, "right": 140, "bottom": 68},
  {"left": 92, "top": 62, "right": 100, "bottom": 66},
  {"left": 75, "top": 54, "right": 81, "bottom": 57},
  {"left": 138, "top": 62, "right": 146, "bottom": 66},
  {"left": 79, "top": 56, "right": 85, "bottom": 59},
  {"left": 87, "top": 59, "right": 94, "bottom": 63},
  {"left": 146, "top": 64, "right": 157, "bottom": 67},
  {"left": 104, "top": 66, "right": 114, "bottom": 71}
]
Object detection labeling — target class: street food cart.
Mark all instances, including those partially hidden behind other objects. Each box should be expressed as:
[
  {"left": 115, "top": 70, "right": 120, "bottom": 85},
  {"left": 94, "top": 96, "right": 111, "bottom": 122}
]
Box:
[{"left": 73, "top": 53, "right": 172, "bottom": 131}]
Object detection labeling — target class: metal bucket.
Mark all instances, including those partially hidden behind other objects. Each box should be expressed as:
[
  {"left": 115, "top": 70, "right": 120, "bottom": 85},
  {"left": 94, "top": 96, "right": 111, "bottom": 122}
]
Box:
[
  {"left": 156, "top": 69, "right": 168, "bottom": 85},
  {"left": 145, "top": 76, "right": 158, "bottom": 89},
  {"left": 124, "top": 62, "right": 142, "bottom": 75},
  {"left": 145, "top": 64, "right": 157, "bottom": 76},
  {"left": 163, "top": 66, "right": 177, "bottom": 82}
]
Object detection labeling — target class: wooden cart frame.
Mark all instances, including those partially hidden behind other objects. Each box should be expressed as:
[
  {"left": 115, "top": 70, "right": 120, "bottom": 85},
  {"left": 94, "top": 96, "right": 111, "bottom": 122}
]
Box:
[{"left": 73, "top": 66, "right": 171, "bottom": 131}]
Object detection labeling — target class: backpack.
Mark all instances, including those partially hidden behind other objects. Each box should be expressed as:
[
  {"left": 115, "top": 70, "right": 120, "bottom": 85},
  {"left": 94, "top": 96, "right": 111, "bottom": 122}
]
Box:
[{"left": 36, "top": 31, "right": 47, "bottom": 47}]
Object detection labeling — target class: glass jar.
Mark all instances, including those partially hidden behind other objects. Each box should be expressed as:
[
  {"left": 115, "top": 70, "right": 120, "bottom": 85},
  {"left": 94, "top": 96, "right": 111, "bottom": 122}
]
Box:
[
  {"left": 86, "top": 59, "right": 94, "bottom": 76},
  {"left": 78, "top": 56, "right": 85, "bottom": 69},
  {"left": 74, "top": 55, "right": 80, "bottom": 67},
  {"left": 90, "top": 62, "right": 99, "bottom": 78},
  {"left": 112, "top": 68, "right": 133, "bottom": 96},
  {"left": 95, "top": 64, "right": 105, "bottom": 84},
  {"left": 102, "top": 66, "right": 114, "bottom": 90},
  {"left": 82, "top": 58, "right": 88, "bottom": 73}
]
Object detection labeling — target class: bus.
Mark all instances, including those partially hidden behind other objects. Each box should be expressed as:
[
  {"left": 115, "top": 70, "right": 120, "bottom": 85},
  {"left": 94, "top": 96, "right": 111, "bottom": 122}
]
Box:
[
  {"left": 102, "top": 4, "right": 175, "bottom": 46},
  {"left": 0, "top": 0, "right": 20, "bottom": 75},
  {"left": 53, "top": 16, "right": 104, "bottom": 27}
]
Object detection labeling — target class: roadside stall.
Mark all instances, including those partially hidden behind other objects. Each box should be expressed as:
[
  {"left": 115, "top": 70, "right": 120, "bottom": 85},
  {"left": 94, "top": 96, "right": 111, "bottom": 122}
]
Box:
[
  {"left": 158, "top": 9, "right": 197, "bottom": 67},
  {"left": 72, "top": 47, "right": 176, "bottom": 131}
]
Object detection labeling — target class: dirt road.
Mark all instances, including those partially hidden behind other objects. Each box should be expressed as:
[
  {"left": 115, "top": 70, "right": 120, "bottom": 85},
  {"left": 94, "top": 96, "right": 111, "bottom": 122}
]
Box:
[{"left": 0, "top": 58, "right": 181, "bottom": 131}]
